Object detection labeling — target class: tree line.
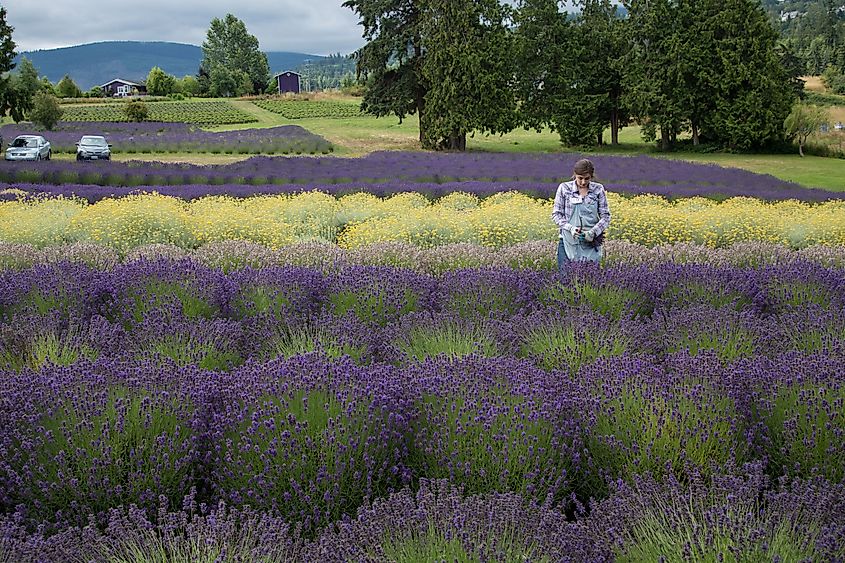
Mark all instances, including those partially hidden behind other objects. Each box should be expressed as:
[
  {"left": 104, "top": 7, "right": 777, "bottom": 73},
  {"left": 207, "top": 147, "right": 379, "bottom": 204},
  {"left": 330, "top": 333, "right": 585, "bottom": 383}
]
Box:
[
  {"left": 0, "top": 4, "right": 833, "bottom": 153},
  {"left": 769, "top": 0, "right": 845, "bottom": 90},
  {"left": 345, "top": 0, "right": 810, "bottom": 151}
]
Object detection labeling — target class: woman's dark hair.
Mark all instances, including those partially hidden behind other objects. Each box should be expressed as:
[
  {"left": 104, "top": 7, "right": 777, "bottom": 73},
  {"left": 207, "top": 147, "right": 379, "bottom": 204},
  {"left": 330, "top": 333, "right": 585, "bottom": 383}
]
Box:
[{"left": 573, "top": 158, "right": 595, "bottom": 177}]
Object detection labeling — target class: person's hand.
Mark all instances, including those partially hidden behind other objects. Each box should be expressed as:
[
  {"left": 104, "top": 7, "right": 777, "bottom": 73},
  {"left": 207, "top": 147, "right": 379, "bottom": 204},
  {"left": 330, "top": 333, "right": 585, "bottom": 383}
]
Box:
[
  {"left": 569, "top": 225, "right": 580, "bottom": 237},
  {"left": 584, "top": 229, "right": 596, "bottom": 242}
]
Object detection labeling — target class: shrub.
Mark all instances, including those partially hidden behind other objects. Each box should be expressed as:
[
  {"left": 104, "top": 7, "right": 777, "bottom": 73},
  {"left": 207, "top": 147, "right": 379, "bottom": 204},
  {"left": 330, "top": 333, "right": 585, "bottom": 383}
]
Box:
[{"left": 124, "top": 99, "right": 149, "bottom": 122}]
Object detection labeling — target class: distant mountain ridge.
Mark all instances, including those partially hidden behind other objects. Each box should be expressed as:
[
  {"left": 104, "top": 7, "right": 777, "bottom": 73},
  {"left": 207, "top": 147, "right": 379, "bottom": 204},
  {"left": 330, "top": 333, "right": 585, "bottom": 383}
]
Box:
[{"left": 13, "top": 41, "right": 329, "bottom": 90}]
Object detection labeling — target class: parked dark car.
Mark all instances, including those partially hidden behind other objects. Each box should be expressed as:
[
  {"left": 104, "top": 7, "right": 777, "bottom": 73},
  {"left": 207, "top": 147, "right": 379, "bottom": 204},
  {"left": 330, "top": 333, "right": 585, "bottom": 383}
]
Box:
[
  {"left": 5, "top": 135, "right": 51, "bottom": 161},
  {"left": 76, "top": 135, "right": 112, "bottom": 161}
]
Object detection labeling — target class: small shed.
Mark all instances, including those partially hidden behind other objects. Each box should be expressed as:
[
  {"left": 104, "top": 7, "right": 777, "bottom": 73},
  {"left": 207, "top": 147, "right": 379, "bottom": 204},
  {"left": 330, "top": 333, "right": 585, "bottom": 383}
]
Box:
[{"left": 274, "top": 71, "right": 301, "bottom": 94}]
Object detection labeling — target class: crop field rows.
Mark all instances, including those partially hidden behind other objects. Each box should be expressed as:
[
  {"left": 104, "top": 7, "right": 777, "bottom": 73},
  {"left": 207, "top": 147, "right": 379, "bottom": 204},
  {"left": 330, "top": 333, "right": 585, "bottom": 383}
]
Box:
[
  {"left": 1, "top": 139, "right": 844, "bottom": 560},
  {"left": 58, "top": 101, "right": 259, "bottom": 125},
  {"left": 252, "top": 99, "right": 364, "bottom": 119}
]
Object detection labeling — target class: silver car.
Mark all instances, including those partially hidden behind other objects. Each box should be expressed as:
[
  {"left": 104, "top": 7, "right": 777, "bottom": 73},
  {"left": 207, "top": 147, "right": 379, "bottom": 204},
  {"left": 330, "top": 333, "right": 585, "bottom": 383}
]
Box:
[
  {"left": 76, "top": 135, "right": 112, "bottom": 161},
  {"left": 5, "top": 135, "right": 52, "bottom": 161}
]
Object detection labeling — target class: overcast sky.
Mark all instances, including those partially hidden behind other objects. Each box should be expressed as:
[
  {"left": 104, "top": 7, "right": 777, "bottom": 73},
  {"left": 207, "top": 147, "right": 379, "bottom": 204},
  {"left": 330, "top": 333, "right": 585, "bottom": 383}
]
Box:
[{"left": 4, "top": 1, "right": 366, "bottom": 55}]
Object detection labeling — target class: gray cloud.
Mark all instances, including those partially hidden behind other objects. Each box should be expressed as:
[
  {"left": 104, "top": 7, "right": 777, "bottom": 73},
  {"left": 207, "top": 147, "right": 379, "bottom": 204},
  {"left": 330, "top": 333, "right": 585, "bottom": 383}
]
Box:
[{"left": 4, "top": 1, "right": 365, "bottom": 55}]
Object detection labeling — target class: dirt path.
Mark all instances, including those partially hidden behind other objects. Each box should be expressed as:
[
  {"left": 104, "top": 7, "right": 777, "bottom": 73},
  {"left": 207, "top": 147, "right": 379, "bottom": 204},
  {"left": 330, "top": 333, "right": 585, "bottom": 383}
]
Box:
[{"left": 228, "top": 100, "right": 288, "bottom": 125}]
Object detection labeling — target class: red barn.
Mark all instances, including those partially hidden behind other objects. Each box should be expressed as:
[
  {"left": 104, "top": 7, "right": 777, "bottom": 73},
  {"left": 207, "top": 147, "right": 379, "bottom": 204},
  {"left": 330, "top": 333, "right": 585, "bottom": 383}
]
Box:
[{"left": 274, "top": 71, "right": 301, "bottom": 94}]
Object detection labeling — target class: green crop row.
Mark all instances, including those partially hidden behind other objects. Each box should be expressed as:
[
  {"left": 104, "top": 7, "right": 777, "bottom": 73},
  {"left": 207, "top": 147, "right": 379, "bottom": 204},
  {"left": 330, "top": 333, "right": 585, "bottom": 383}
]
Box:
[
  {"left": 59, "top": 101, "right": 258, "bottom": 125},
  {"left": 252, "top": 99, "right": 363, "bottom": 119}
]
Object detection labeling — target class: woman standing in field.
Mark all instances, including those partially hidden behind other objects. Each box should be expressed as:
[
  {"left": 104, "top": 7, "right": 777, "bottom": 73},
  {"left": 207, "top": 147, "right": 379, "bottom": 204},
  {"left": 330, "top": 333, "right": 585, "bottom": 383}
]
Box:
[{"left": 551, "top": 158, "right": 611, "bottom": 270}]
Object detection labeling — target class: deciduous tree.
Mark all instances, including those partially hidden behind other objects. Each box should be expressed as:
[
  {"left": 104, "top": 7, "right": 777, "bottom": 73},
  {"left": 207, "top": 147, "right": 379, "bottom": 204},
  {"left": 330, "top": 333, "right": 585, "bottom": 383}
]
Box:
[
  {"left": 28, "top": 91, "right": 63, "bottom": 130},
  {"left": 146, "top": 66, "right": 177, "bottom": 96},
  {"left": 124, "top": 100, "right": 149, "bottom": 122},
  {"left": 56, "top": 74, "right": 83, "bottom": 98},
  {"left": 201, "top": 14, "right": 270, "bottom": 95},
  {"left": 784, "top": 103, "right": 829, "bottom": 157}
]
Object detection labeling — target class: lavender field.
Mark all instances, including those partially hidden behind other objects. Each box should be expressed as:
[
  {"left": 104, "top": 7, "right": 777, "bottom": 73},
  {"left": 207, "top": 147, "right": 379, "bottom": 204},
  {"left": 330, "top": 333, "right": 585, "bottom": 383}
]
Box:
[
  {"left": 0, "top": 122, "right": 333, "bottom": 155},
  {"left": 1, "top": 257, "right": 844, "bottom": 560},
  {"left": 1, "top": 146, "right": 844, "bottom": 562},
  {"left": 0, "top": 150, "right": 839, "bottom": 201}
]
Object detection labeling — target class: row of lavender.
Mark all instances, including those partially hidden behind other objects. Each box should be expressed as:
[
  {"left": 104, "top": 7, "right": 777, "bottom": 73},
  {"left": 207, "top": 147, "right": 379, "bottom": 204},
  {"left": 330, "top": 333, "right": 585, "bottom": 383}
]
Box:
[
  {"left": 2, "top": 259, "right": 843, "bottom": 346},
  {"left": 4, "top": 239, "right": 845, "bottom": 273},
  {"left": 2, "top": 260, "right": 844, "bottom": 386},
  {"left": 4, "top": 470, "right": 842, "bottom": 561},
  {"left": 1, "top": 151, "right": 834, "bottom": 201},
  {"left": 0, "top": 123, "right": 333, "bottom": 155},
  {"left": 1, "top": 353, "right": 843, "bottom": 560}
]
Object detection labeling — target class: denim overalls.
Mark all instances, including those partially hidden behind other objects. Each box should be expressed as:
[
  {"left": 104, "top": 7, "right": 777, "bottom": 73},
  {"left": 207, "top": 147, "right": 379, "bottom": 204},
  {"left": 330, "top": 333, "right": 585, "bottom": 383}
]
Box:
[{"left": 557, "top": 194, "right": 603, "bottom": 269}]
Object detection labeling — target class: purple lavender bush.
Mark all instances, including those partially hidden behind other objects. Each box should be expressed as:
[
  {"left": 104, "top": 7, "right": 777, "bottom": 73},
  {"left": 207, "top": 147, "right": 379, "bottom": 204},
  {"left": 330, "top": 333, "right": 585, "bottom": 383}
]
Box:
[
  {"left": 244, "top": 312, "right": 380, "bottom": 365},
  {"left": 579, "top": 354, "right": 750, "bottom": 494},
  {"left": 226, "top": 266, "right": 327, "bottom": 322},
  {"left": 434, "top": 267, "right": 545, "bottom": 319},
  {"left": 387, "top": 312, "right": 506, "bottom": 363},
  {"left": 0, "top": 496, "right": 308, "bottom": 562},
  {"left": 324, "top": 266, "right": 437, "bottom": 327},
  {"left": 739, "top": 350, "right": 845, "bottom": 483},
  {"left": 209, "top": 356, "right": 412, "bottom": 534},
  {"left": 0, "top": 361, "right": 204, "bottom": 531},
  {"left": 514, "top": 309, "right": 642, "bottom": 373},
  {"left": 401, "top": 356, "right": 586, "bottom": 506},
  {"left": 536, "top": 262, "right": 661, "bottom": 320},
  {"left": 133, "top": 315, "right": 246, "bottom": 371},
  {"left": 0, "top": 313, "right": 123, "bottom": 372},
  {"left": 306, "top": 479, "right": 611, "bottom": 562},
  {"left": 103, "top": 259, "right": 231, "bottom": 328},
  {"left": 590, "top": 465, "right": 845, "bottom": 561}
]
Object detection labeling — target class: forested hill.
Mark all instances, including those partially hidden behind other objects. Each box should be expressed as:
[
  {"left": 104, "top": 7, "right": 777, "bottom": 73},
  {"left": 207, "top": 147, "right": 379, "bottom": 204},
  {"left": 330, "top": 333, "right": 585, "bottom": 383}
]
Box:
[{"left": 12, "top": 42, "right": 327, "bottom": 90}]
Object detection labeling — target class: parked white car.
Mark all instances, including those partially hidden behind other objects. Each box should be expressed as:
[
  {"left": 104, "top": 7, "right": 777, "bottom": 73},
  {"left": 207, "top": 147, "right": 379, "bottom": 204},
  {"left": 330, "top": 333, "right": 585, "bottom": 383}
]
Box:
[{"left": 5, "top": 135, "right": 52, "bottom": 161}]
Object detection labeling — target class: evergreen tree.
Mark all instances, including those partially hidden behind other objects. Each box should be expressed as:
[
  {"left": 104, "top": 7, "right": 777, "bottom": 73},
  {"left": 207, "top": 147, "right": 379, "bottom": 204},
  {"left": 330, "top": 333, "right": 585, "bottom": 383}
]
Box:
[
  {"left": 0, "top": 6, "right": 28, "bottom": 122},
  {"left": 513, "top": 0, "right": 574, "bottom": 140},
  {"left": 698, "top": 0, "right": 795, "bottom": 149},
  {"left": 421, "top": 0, "right": 517, "bottom": 149},
  {"left": 622, "top": 0, "right": 685, "bottom": 151},
  {"left": 571, "top": 0, "right": 629, "bottom": 145},
  {"left": 346, "top": 0, "right": 516, "bottom": 149},
  {"left": 343, "top": 0, "right": 428, "bottom": 144}
]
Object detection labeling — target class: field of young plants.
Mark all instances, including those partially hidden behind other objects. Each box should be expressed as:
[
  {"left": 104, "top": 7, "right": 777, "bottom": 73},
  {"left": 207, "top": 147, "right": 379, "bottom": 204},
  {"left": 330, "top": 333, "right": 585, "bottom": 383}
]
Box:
[
  {"left": 252, "top": 99, "right": 364, "bottom": 119},
  {"left": 58, "top": 101, "right": 259, "bottom": 125},
  {"left": 1, "top": 147, "right": 844, "bottom": 561}
]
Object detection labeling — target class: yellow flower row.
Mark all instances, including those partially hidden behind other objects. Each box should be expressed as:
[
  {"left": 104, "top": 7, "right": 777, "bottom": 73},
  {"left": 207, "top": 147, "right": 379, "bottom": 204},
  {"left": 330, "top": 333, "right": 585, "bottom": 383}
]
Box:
[{"left": 1, "top": 191, "right": 844, "bottom": 252}]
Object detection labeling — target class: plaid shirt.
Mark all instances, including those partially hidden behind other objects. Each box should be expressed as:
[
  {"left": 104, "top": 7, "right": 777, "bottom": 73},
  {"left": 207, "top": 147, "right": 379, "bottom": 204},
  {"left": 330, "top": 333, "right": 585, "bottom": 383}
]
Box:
[{"left": 551, "top": 180, "right": 611, "bottom": 237}]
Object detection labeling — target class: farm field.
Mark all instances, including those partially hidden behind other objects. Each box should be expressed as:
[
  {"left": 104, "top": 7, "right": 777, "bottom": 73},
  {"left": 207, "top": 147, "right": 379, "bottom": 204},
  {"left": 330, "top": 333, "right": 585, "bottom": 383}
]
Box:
[
  {"left": 4, "top": 92, "right": 842, "bottom": 188},
  {"left": 1, "top": 99, "right": 845, "bottom": 560}
]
